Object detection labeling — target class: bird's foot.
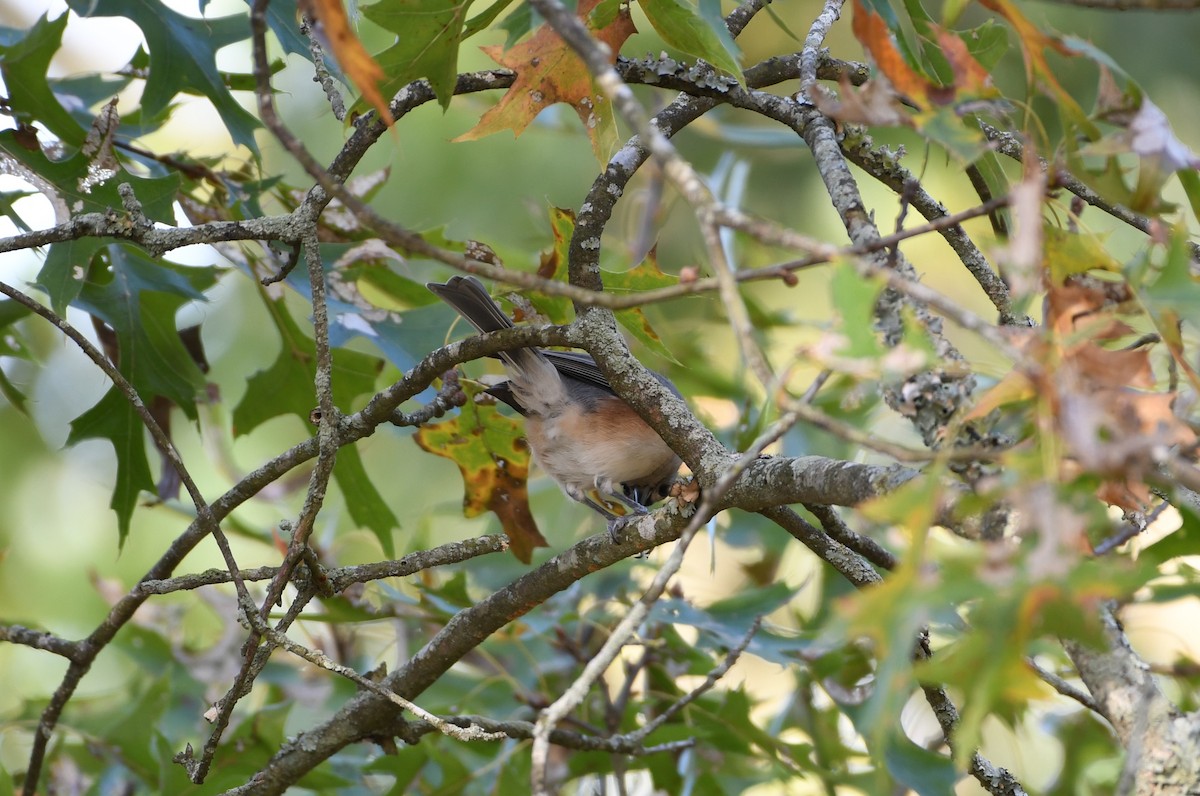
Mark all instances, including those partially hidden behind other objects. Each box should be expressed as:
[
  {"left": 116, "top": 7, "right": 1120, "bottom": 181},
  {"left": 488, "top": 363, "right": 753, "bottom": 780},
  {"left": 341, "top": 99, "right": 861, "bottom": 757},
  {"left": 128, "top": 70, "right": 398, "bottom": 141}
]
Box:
[
  {"left": 605, "top": 504, "right": 649, "bottom": 544},
  {"left": 606, "top": 515, "right": 628, "bottom": 544}
]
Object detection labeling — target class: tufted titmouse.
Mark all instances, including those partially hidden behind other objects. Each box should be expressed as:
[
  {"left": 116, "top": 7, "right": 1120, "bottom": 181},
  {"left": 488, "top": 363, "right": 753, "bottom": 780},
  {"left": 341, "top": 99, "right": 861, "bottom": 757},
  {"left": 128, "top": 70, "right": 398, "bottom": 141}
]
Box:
[{"left": 427, "top": 276, "right": 682, "bottom": 537}]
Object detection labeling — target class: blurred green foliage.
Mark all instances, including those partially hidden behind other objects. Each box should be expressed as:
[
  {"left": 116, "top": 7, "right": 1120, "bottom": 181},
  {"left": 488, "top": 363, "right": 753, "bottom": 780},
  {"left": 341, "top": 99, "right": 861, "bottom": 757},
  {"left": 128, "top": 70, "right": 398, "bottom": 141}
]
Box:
[{"left": 0, "top": 0, "right": 1199, "bottom": 793}]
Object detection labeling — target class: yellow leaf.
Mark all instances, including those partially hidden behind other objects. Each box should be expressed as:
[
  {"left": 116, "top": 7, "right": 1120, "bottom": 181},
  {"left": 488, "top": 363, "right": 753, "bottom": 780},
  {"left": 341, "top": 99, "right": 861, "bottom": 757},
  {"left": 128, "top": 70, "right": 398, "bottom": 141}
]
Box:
[{"left": 414, "top": 399, "right": 548, "bottom": 562}]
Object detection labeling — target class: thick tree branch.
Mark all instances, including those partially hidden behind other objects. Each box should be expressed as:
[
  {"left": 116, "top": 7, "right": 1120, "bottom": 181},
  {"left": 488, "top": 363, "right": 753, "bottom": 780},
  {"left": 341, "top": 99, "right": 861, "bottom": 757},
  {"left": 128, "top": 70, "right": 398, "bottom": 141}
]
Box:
[{"left": 1064, "top": 605, "right": 1200, "bottom": 793}]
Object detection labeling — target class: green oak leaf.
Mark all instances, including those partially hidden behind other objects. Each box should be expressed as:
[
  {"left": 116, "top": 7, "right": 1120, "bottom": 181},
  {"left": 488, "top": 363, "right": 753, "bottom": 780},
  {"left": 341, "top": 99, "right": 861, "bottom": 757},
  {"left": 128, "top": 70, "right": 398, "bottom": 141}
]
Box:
[
  {"left": 913, "top": 104, "right": 988, "bottom": 164},
  {"left": 463, "top": 0, "right": 517, "bottom": 39},
  {"left": 255, "top": 0, "right": 316, "bottom": 60},
  {"left": 360, "top": 0, "right": 476, "bottom": 112},
  {"left": 232, "top": 301, "right": 396, "bottom": 554},
  {"left": 606, "top": 248, "right": 682, "bottom": 365},
  {"left": 0, "top": 130, "right": 181, "bottom": 224},
  {"left": 0, "top": 300, "right": 33, "bottom": 414},
  {"left": 830, "top": 260, "right": 888, "bottom": 359},
  {"left": 523, "top": 205, "right": 681, "bottom": 363},
  {"left": 640, "top": 0, "right": 742, "bottom": 81},
  {"left": 963, "top": 20, "right": 1009, "bottom": 71},
  {"left": 0, "top": 130, "right": 182, "bottom": 312},
  {"left": 0, "top": 188, "right": 35, "bottom": 233},
  {"left": 881, "top": 735, "right": 957, "bottom": 796},
  {"left": 1133, "top": 225, "right": 1200, "bottom": 322},
  {"left": 74, "top": 244, "right": 215, "bottom": 418},
  {"left": 65, "top": 0, "right": 261, "bottom": 153},
  {"left": 231, "top": 302, "right": 385, "bottom": 434},
  {"left": 67, "top": 387, "right": 157, "bottom": 546},
  {"left": 39, "top": 238, "right": 107, "bottom": 317},
  {"left": 0, "top": 14, "right": 87, "bottom": 146},
  {"left": 1180, "top": 168, "right": 1200, "bottom": 227}
]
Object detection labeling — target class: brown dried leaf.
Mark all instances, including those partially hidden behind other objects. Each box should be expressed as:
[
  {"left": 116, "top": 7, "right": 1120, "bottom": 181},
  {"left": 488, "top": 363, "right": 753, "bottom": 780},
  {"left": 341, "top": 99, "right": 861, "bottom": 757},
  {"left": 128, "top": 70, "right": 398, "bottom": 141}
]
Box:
[
  {"left": 987, "top": 283, "right": 1196, "bottom": 513},
  {"left": 455, "top": 0, "right": 636, "bottom": 160},
  {"left": 1043, "top": 282, "right": 1197, "bottom": 508},
  {"left": 485, "top": 460, "right": 547, "bottom": 564},
  {"left": 977, "top": 0, "right": 1088, "bottom": 125},
  {"left": 813, "top": 77, "right": 911, "bottom": 128}
]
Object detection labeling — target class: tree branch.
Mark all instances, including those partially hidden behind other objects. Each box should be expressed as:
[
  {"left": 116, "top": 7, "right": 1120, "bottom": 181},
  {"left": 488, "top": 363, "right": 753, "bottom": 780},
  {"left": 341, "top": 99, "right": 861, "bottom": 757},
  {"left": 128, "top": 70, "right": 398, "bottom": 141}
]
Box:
[{"left": 1063, "top": 604, "right": 1200, "bottom": 792}]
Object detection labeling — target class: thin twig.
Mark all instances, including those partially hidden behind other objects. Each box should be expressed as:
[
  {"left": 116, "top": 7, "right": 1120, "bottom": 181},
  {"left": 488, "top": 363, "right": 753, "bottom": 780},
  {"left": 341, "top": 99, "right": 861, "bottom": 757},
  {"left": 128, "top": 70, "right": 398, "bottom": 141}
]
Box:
[
  {"left": 0, "top": 271, "right": 255, "bottom": 796},
  {"left": 135, "top": 534, "right": 508, "bottom": 595},
  {"left": 261, "top": 625, "right": 506, "bottom": 742},
  {"left": 1027, "top": 657, "right": 1102, "bottom": 714},
  {"left": 629, "top": 617, "right": 763, "bottom": 743},
  {"left": 300, "top": 15, "right": 346, "bottom": 120}
]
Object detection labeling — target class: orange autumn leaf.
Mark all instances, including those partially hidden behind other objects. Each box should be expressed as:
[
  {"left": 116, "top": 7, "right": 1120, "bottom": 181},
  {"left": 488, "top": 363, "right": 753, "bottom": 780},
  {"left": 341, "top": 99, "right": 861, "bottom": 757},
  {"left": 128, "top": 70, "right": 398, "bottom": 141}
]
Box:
[
  {"left": 1044, "top": 281, "right": 1134, "bottom": 340},
  {"left": 851, "top": 0, "right": 943, "bottom": 107},
  {"left": 303, "top": 0, "right": 394, "bottom": 126},
  {"left": 935, "top": 27, "right": 994, "bottom": 98},
  {"left": 976, "top": 0, "right": 1092, "bottom": 133},
  {"left": 454, "top": 0, "right": 636, "bottom": 161},
  {"left": 483, "top": 457, "right": 547, "bottom": 564}
]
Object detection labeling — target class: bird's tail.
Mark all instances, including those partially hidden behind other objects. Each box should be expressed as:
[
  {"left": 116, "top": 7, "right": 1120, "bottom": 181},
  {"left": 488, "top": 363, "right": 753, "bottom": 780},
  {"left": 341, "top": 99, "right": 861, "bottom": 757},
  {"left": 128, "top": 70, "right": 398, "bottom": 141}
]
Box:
[
  {"left": 427, "top": 276, "right": 565, "bottom": 415},
  {"left": 426, "top": 275, "right": 515, "bottom": 335}
]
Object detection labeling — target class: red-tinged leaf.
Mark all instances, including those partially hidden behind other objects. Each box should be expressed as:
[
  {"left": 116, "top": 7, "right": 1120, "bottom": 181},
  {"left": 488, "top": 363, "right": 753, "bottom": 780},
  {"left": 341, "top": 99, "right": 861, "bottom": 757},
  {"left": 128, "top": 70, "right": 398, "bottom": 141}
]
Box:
[
  {"left": 454, "top": 0, "right": 636, "bottom": 161},
  {"left": 976, "top": 0, "right": 1095, "bottom": 137},
  {"left": 845, "top": 2, "right": 992, "bottom": 162},
  {"left": 851, "top": 0, "right": 941, "bottom": 108},
  {"left": 934, "top": 27, "right": 994, "bottom": 97},
  {"left": 815, "top": 75, "right": 913, "bottom": 130}
]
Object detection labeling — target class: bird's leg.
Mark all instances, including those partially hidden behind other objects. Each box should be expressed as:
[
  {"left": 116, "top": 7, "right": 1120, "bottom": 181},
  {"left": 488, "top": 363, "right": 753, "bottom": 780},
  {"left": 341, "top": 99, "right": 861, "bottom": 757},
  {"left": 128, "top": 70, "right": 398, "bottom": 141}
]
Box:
[
  {"left": 594, "top": 476, "right": 650, "bottom": 515},
  {"left": 573, "top": 494, "right": 633, "bottom": 543},
  {"left": 592, "top": 477, "right": 651, "bottom": 543},
  {"left": 564, "top": 482, "right": 657, "bottom": 545},
  {"left": 564, "top": 482, "right": 648, "bottom": 543}
]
